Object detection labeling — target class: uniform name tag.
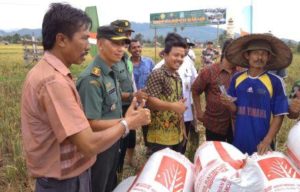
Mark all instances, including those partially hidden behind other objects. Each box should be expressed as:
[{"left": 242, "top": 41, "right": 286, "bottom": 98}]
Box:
[{"left": 108, "top": 87, "right": 116, "bottom": 95}]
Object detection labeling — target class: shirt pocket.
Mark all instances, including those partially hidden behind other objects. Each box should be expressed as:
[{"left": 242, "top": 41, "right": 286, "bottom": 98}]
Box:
[
  {"left": 118, "top": 68, "right": 128, "bottom": 81},
  {"left": 103, "top": 88, "right": 118, "bottom": 113}
]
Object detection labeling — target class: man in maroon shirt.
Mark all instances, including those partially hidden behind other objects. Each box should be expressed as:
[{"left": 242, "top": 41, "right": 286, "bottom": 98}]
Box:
[{"left": 192, "top": 39, "right": 236, "bottom": 142}]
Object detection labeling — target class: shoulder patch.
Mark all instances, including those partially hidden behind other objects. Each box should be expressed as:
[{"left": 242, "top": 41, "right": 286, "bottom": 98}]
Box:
[
  {"left": 89, "top": 80, "right": 101, "bottom": 87},
  {"left": 91, "top": 67, "right": 101, "bottom": 77}
]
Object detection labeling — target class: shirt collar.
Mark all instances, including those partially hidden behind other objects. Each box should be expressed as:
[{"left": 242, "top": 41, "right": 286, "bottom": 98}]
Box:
[
  {"left": 94, "top": 55, "right": 113, "bottom": 76},
  {"left": 43, "top": 51, "right": 71, "bottom": 77},
  {"left": 218, "top": 62, "right": 237, "bottom": 74},
  {"left": 130, "top": 56, "right": 143, "bottom": 64},
  {"left": 161, "top": 64, "right": 180, "bottom": 79}
]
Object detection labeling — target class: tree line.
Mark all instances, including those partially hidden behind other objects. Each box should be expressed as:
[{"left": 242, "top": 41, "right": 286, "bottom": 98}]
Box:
[
  {"left": 1, "top": 33, "right": 299, "bottom": 53},
  {"left": 0, "top": 33, "right": 41, "bottom": 44}
]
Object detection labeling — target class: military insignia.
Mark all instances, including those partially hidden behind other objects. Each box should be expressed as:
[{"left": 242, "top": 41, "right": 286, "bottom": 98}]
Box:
[
  {"left": 111, "top": 103, "right": 116, "bottom": 111},
  {"left": 89, "top": 80, "right": 100, "bottom": 87},
  {"left": 108, "top": 87, "right": 116, "bottom": 95},
  {"left": 117, "top": 27, "right": 123, "bottom": 33},
  {"left": 105, "top": 82, "right": 112, "bottom": 89},
  {"left": 91, "top": 67, "right": 101, "bottom": 77}
]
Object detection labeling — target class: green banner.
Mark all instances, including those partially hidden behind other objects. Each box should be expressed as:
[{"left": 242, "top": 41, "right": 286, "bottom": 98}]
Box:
[{"left": 150, "top": 8, "right": 226, "bottom": 28}]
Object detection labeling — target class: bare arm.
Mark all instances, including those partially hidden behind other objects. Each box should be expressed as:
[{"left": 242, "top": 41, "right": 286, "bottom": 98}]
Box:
[
  {"left": 121, "top": 90, "right": 148, "bottom": 103},
  {"left": 69, "top": 98, "right": 151, "bottom": 157},
  {"left": 220, "top": 94, "right": 237, "bottom": 113},
  {"left": 288, "top": 98, "right": 300, "bottom": 119},
  {"left": 147, "top": 96, "right": 186, "bottom": 114},
  {"left": 192, "top": 91, "right": 204, "bottom": 122},
  {"left": 89, "top": 119, "right": 121, "bottom": 131},
  {"left": 68, "top": 123, "right": 126, "bottom": 158},
  {"left": 257, "top": 115, "right": 284, "bottom": 155}
]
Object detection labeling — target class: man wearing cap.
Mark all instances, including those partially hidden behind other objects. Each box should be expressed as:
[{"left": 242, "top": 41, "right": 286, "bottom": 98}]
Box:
[
  {"left": 185, "top": 37, "right": 196, "bottom": 63},
  {"left": 288, "top": 80, "right": 300, "bottom": 119},
  {"left": 76, "top": 25, "right": 149, "bottom": 192},
  {"left": 221, "top": 34, "right": 292, "bottom": 155},
  {"left": 110, "top": 20, "right": 148, "bottom": 175}
]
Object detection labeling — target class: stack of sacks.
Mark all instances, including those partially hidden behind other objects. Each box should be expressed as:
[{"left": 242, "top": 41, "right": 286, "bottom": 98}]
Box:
[
  {"left": 287, "top": 121, "right": 300, "bottom": 169},
  {"left": 113, "top": 176, "right": 136, "bottom": 192},
  {"left": 194, "top": 141, "right": 264, "bottom": 192},
  {"left": 128, "top": 148, "right": 194, "bottom": 192},
  {"left": 251, "top": 151, "right": 300, "bottom": 191}
]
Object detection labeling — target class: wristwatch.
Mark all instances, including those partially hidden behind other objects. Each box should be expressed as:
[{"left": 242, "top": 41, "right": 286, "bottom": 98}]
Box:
[{"left": 120, "top": 119, "right": 129, "bottom": 138}]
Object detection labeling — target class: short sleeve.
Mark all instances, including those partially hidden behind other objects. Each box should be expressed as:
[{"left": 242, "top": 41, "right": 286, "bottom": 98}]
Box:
[
  {"left": 191, "top": 67, "right": 209, "bottom": 95},
  {"left": 146, "top": 70, "right": 163, "bottom": 98},
  {"left": 41, "top": 80, "right": 90, "bottom": 143},
  {"left": 76, "top": 76, "right": 103, "bottom": 120}
]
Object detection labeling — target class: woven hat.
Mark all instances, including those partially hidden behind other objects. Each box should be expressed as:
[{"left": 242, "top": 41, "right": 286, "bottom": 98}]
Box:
[{"left": 225, "top": 34, "right": 292, "bottom": 70}]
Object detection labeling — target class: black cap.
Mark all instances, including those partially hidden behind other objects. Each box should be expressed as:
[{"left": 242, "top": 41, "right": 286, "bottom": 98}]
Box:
[
  {"left": 111, "top": 19, "right": 135, "bottom": 32},
  {"left": 97, "top": 25, "right": 130, "bottom": 44},
  {"left": 185, "top": 37, "right": 195, "bottom": 46}
]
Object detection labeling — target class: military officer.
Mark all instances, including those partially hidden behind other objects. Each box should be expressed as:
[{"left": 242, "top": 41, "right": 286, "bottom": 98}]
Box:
[
  {"left": 76, "top": 25, "right": 134, "bottom": 192},
  {"left": 111, "top": 20, "right": 148, "bottom": 175}
]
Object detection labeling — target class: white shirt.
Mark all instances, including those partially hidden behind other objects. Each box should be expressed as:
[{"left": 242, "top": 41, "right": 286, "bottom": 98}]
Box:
[
  {"left": 187, "top": 49, "right": 196, "bottom": 62},
  {"left": 154, "top": 53, "right": 198, "bottom": 122}
]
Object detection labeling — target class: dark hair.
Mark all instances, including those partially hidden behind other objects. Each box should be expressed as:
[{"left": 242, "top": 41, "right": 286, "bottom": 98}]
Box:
[
  {"left": 42, "top": 3, "right": 92, "bottom": 50},
  {"left": 221, "top": 38, "right": 233, "bottom": 61},
  {"left": 163, "top": 33, "right": 187, "bottom": 54},
  {"left": 128, "top": 38, "right": 141, "bottom": 49},
  {"left": 206, "top": 41, "right": 213, "bottom": 45}
]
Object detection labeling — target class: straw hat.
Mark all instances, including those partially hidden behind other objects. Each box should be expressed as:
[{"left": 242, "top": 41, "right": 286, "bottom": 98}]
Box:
[{"left": 225, "top": 34, "right": 292, "bottom": 70}]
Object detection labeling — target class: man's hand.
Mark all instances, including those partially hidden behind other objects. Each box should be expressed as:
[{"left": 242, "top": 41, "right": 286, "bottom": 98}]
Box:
[
  {"left": 196, "top": 110, "right": 204, "bottom": 122},
  {"left": 220, "top": 93, "right": 237, "bottom": 112},
  {"left": 171, "top": 98, "right": 187, "bottom": 114},
  {"left": 257, "top": 139, "right": 272, "bottom": 155},
  {"left": 134, "top": 89, "right": 148, "bottom": 103},
  {"left": 125, "top": 97, "right": 151, "bottom": 129}
]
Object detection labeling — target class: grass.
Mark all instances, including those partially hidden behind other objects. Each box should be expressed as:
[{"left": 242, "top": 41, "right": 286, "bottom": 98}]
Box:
[{"left": 0, "top": 44, "right": 299, "bottom": 191}]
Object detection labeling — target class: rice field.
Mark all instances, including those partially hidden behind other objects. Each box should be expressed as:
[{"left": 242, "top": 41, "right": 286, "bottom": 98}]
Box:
[{"left": 0, "top": 44, "right": 299, "bottom": 191}]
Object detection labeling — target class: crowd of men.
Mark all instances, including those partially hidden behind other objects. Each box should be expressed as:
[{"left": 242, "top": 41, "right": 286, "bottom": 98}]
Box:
[{"left": 20, "top": 3, "right": 300, "bottom": 192}]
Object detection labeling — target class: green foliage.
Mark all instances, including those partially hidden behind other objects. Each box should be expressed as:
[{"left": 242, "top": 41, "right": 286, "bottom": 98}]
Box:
[
  {"left": 0, "top": 33, "right": 40, "bottom": 44},
  {"left": 297, "top": 42, "right": 300, "bottom": 53},
  {"left": 156, "top": 35, "right": 165, "bottom": 45}
]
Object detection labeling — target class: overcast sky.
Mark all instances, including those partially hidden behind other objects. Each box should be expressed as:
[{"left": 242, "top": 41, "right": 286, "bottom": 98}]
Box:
[{"left": 0, "top": 0, "right": 299, "bottom": 41}]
